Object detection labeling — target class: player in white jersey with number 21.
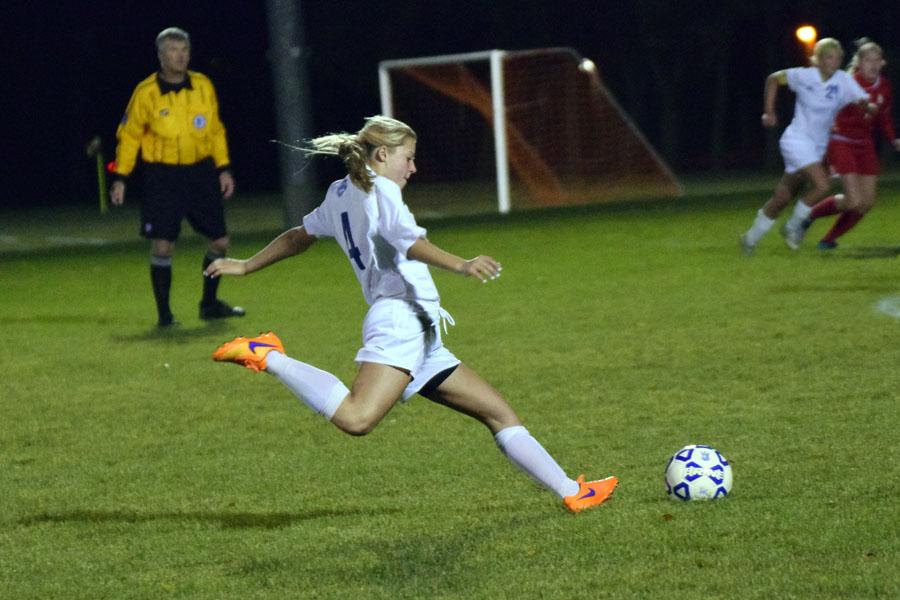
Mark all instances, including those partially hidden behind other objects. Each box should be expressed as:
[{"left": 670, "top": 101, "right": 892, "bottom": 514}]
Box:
[
  {"left": 740, "top": 37, "right": 872, "bottom": 255},
  {"left": 206, "top": 116, "right": 616, "bottom": 513}
]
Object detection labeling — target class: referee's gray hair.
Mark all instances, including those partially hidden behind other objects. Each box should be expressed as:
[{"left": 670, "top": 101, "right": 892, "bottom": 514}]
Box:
[{"left": 156, "top": 27, "right": 190, "bottom": 50}]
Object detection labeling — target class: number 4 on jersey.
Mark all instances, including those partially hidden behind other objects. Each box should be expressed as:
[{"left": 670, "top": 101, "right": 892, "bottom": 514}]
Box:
[{"left": 341, "top": 211, "right": 365, "bottom": 270}]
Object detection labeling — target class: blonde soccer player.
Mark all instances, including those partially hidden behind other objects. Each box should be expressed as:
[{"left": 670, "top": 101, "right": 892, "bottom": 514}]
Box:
[
  {"left": 740, "top": 38, "right": 872, "bottom": 255},
  {"left": 802, "top": 38, "right": 900, "bottom": 249},
  {"left": 205, "top": 116, "right": 617, "bottom": 513}
]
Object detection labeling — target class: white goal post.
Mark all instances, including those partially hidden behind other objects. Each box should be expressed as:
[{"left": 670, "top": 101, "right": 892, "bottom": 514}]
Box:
[
  {"left": 380, "top": 50, "right": 512, "bottom": 213},
  {"left": 379, "top": 48, "right": 681, "bottom": 218}
]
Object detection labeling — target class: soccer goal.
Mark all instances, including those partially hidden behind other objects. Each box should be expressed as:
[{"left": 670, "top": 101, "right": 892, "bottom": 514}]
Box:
[{"left": 379, "top": 48, "right": 682, "bottom": 217}]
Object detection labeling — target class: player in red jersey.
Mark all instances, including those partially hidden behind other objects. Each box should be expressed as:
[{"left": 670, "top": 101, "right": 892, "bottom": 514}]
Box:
[{"left": 803, "top": 39, "right": 900, "bottom": 249}]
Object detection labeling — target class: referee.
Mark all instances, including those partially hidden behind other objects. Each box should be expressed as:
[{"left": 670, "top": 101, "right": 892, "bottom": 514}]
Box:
[{"left": 110, "top": 27, "right": 244, "bottom": 327}]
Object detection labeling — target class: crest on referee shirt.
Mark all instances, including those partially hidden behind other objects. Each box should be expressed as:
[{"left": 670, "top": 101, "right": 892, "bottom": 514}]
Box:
[{"left": 193, "top": 114, "right": 207, "bottom": 129}]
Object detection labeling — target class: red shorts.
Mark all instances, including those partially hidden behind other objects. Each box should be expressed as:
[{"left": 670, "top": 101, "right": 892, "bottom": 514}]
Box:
[{"left": 827, "top": 138, "right": 880, "bottom": 176}]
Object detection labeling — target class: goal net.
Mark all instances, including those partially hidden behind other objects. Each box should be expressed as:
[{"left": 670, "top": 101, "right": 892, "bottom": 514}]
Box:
[{"left": 379, "top": 48, "right": 681, "bottom": 217}]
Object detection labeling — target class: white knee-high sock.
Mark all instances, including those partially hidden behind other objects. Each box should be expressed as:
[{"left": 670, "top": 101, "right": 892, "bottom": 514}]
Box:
[
  {"left": 494, "top": 426, "right": 580, "bottom": 498},
  {"left": 745, "top": 209, "right": 775, "bottom": 245},
  {"left": 785, "top": 201, "right": 812, "bottom": 229},
  {"left": 265, "top": 351, "right": 348, "bottom": 420}
]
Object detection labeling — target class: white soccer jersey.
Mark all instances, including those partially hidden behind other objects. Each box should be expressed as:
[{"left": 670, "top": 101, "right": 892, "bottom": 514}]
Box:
[
  {"left": 782, "top": 67, "right": 868, "bottom": 148},
  {"left": 302, "top": 174, "right": 439, "bottom": 306}
]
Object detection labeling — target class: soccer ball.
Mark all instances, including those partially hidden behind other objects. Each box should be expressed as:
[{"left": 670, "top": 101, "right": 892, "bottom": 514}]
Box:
[{"left": 665, "top": 444, "right": 733, "bottom": 501}]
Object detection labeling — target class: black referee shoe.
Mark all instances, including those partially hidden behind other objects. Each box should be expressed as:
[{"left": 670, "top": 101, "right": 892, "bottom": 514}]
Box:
[
  {"left": 157, "top": 313, "right": 180, "bottom": 328},
  {"left": 199, "top": 300, "right": 246, "bottom": 320}
]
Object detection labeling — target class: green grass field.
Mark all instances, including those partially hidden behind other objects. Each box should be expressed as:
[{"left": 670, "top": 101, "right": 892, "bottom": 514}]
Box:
[{"left": 2, "top": 180, "right": 899, "bottom": 599}]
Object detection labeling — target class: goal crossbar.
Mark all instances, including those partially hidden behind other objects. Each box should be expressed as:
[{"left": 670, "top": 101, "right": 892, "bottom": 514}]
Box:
[
  {"left": 380, "top": 49, "right": 510, "bottom": 213},
  {"left": 379, "top": 48, "right": 680, "bottom": 217}
]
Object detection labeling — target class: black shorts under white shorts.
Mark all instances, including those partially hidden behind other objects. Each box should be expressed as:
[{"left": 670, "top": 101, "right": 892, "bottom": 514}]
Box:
[{"left": 140, "top": 159, "right": 227, "bottom": 242}]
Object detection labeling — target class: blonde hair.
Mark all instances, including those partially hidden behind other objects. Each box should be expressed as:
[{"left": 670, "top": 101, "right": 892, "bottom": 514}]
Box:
[
  {"left": 304, "top": 116, "right": 417, "bottom": 192},
  {"left": 847, "top": 37, "right": 885, "bottom": 73},
  {"left": 810, "top": 37, "right": 843, "bottom": 66}
]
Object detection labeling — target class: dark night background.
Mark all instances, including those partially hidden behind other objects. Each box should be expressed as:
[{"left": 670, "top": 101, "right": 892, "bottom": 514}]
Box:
[{"left": 3, "top": 1, "right": 899, "bottom": 209}]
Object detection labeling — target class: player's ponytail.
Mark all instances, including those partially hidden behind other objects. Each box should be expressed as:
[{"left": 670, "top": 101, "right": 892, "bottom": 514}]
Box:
[
  {"left": 299, "top": 133, "right": 368, "bottom": 191},
  {"left": 302, "top": 116, "right": 417, "bottom": 193},
  {"left": 335, "top": 136, "right": 370, "bottom": 192}
]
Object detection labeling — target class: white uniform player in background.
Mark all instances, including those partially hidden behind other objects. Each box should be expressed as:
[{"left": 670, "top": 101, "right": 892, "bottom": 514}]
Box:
[
  {"left": 206, "top": 116, "right": 617, "bottom": 513},
  {"left": 740, "top": 37, "right": 872, "bottom": 255}
]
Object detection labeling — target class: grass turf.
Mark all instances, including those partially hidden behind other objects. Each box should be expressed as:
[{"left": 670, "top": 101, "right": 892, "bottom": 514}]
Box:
[{"left": 1, "top": 182, "right": 898, "bottom": 599}]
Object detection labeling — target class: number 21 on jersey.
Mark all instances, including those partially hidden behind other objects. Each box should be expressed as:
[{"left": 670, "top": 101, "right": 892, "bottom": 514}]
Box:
[{"left": 340, "top": 211, "right": 365, "bottom": 270}]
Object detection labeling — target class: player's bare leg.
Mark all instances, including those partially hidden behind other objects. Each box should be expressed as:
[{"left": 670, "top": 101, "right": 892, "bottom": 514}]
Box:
[
  {"left": 838, "top": 173, "right": 864, "bottom": 212},
  {"left": 329, "top": 362, "right": 410, "bottom": 436},
  {"left": 820, "top": 174, "right": 876, "bottom": 249},
  {"left": 422, "top": 363, "right": 519, "bottom": 434},
  {"left": 797, "top": 163, "right": 832, "bottom": 208},
  {"left": 782, "top": 163, "right": 831, "bottom": 249},
  {"left": 214, "top": 338, "right": 405, "bottom": 433},
  {"left": 857, "top": 175, "right": 877, "bottom": 213},
  {"left": 762, "top": 171, "right": 806, "bottom": 219},
  {"left": 425, "top": 364, "right": 617, "bottom": 510}
]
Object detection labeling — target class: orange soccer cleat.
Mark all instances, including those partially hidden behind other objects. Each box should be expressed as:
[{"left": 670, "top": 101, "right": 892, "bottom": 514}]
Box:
[
  {"left": 212, "top": 331, "right": 285, "bottom": 372},
  {"left": 563, "top": 474, "right": 618, "bottom": 513}
]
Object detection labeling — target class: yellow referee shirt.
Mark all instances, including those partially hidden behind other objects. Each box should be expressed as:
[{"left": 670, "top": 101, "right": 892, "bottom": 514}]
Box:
[{"left": 113, "top": 71, "right": 230, "bottom": 177}]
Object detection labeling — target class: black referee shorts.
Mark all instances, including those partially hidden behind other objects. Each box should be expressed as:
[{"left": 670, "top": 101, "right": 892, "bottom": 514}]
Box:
[{"left": 140, "top": 159, "right": 227, "bottom": 242}]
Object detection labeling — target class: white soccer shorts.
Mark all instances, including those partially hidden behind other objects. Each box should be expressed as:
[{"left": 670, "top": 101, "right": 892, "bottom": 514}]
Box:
[
  {"left": 355, "top": 298, "right": 461, "bottom": 401},
  {"left": 779, "top": 134, "right": 826, "bottom": 174}
]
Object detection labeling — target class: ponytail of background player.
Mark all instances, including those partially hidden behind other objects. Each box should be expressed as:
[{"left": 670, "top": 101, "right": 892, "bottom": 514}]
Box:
[
  {"left": 802, "top": 38, "right": 900, "bottom": 249},
  {"left": 740, "top": 38, "right": 871, "bottom": 255},
  {"left": 205, "top": 116, "right": 617, "bottom": 513}
]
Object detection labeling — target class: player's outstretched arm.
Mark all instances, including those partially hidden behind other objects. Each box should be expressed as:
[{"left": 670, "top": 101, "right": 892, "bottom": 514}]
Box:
[
  {"left": 407, "top": 238, "right": 501, "bottom": 283},
  {"left": 761, "top": 71, "right": 786, "bottom": 128},
  {"left": 205, "top": 226, "right": 317, "bottom": 278}
]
